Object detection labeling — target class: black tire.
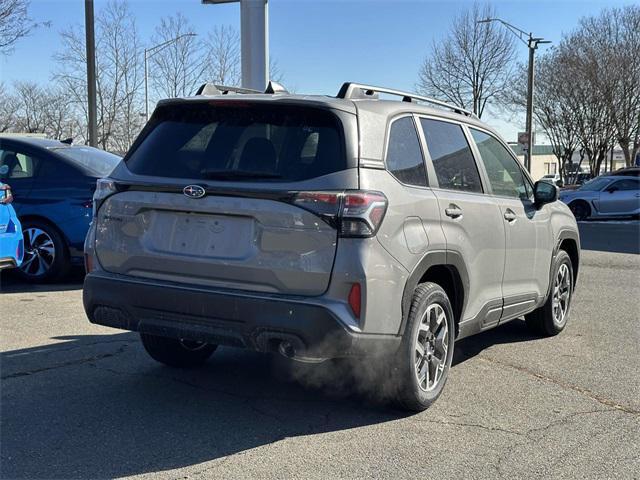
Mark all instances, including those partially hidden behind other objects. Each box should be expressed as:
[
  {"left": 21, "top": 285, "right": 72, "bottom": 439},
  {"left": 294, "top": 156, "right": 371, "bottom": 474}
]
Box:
[
  {"left": 16, "top": 219, "right": 70, "bottom": 283},
  {"left": 525, "top": 250, "right": 574, "bottom": 336},
  {"left": 140, "top": 333, "right": 217, "bottom": 368},
  {"left": 568, "top": 200, "right": 590, "bottom": 221},
  {"left": 393, "top": 282, "right": 455, "bottom": 411}
]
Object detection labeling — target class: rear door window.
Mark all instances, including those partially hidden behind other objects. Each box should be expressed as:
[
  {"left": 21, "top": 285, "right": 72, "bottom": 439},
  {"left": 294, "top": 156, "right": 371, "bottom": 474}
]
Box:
[
  {"left": 385, "top": 117, "right": 427, "bottom": 187},
  {"left": 125, "top": 103, "right": 346, "bottom": 182},
  {"left": 419, "top": 118, "right": 483, "bottom": 193},
  {"left": 0, "top": 148, "right": 38, "bottom": 180}
]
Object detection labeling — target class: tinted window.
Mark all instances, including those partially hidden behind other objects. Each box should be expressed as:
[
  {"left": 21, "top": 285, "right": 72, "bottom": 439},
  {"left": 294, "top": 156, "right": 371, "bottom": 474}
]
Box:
[
  {"left": 610, "top": 179, "right": 639, "bottom": 191},
  {"left": 385, "top": 117, "right": 427, "bottom": 186},
  {"left": 578, "top": 177, "right": 612, "bottom": 191},
  {"left": 420, "top": 119, "right": 482, "bottom": 193},
  {"left": 51, "top": 146, "right": 120, "bottom": 177},
  {"left": 126, "top": 103, "right": 345, "bottom": 182},
  {"left": 470, "top": 129, "right": 529, "bottom": 200},
  {"left": 0, "top": 148, "right": 38, "bottom": 180}
]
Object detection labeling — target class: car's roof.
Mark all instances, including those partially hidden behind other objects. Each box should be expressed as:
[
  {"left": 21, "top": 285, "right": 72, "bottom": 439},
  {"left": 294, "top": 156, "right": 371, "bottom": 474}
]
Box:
[
  {"left": 159, "top": 93, "right": 491, "bottom": 130},
  {"left": 590, "top": 176, "right": 638, "bottom": 182},
  {"left": 0, "top": 136, "right": 70, "bottom": 149}
]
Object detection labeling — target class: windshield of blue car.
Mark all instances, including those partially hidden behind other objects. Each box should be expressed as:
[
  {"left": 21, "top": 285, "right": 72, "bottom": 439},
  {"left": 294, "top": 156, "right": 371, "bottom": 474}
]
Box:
[
  {"left": 578, "top": 177, "right": 611, "bottom": 191},
  {"left": 50, "top": 146, "right": 121, "bottom": 176}
]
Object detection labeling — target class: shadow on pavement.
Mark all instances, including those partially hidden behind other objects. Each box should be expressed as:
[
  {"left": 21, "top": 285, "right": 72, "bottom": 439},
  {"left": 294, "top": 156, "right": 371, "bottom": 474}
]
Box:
[
  {"left": 0, "top": 267, "right": 85, "bottom": 294},
  {"left": 1, "top": 333, "right": 409, "bottom": 479},
  {"left": 578, "top": 221, "right": 640, "bottom": 254},
  {"left": 0, "top": 317, "right": 541, "bottom": 479},
  {"left": 454, "top": 318, "right": 540, "bottom": 366}
]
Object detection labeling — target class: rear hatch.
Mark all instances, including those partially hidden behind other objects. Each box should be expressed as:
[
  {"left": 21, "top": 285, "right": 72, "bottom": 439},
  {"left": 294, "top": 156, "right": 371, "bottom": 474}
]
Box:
[{"left": 95, "top": 100, "right": 357, "bottom": 296}]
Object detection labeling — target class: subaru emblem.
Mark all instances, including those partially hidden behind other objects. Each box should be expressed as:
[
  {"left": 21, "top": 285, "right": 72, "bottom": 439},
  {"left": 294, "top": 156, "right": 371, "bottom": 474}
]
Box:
[{"left": 183, "top": 185, "right": 206, "bottom": 199}]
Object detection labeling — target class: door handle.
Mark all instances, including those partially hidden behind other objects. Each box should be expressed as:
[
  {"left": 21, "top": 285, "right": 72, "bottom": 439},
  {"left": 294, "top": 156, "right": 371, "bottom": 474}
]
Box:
[
  {"left": 445, "top": 205, "right": 463, "bottom": 218},
  {"left": 504, "top": 209, "right": 517, "bottom": 222}
]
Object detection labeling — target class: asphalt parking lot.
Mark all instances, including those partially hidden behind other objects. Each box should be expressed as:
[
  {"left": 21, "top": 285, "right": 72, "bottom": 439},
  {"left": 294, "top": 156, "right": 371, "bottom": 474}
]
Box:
[{"left": 1, "top": 221, "right": 639, "bottom": 479}]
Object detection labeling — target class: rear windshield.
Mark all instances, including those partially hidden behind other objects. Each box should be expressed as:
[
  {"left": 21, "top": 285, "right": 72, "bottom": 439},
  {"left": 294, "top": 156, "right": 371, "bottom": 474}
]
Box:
[
  {"left": 51, "top": 146, "right": 121, "bottom": 176},
  {"left": 125, "top": 103, "right": 346, "bottom": 182}
]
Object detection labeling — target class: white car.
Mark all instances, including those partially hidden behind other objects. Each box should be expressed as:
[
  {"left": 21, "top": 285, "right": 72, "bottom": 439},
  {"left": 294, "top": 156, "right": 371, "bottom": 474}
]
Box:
[{"left": 540, "top": 173, "right": 562, "bottom": 186}]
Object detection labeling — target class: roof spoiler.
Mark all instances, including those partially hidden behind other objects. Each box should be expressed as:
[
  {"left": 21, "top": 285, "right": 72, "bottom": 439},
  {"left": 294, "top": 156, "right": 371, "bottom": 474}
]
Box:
[
  {"left": 195, "top": 80, "right": 289, "bottom": 96},
  {"left": 336, "top": 82, "right": 476, "bottom": 117}
]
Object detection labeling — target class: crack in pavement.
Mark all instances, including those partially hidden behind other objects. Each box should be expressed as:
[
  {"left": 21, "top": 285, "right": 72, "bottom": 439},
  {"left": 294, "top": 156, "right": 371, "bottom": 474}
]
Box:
[
  {"left": 1, "top": 345, "right": 129, "bottom": 380},
  {"left": 478, "top": 355, "right": 640, "bottom": 415},
  {"left": 418, "top": 418, "right": 524, "bottom": 436}
]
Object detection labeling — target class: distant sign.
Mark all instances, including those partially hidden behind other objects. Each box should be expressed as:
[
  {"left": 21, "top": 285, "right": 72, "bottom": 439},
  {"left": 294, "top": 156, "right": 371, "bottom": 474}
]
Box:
[{"left": 518, "top": 132, "right": 535, "bottom": 151}]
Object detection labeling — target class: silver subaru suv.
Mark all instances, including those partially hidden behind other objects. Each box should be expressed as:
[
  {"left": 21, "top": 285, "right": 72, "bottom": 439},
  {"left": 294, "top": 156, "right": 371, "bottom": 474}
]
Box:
[{"left": 83, "top": 82, "right": 580, "bottom": 411}]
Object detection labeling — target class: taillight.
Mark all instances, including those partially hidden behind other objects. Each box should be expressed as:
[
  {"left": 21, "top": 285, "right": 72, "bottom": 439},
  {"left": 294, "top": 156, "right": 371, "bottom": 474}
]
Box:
[
  {"left": 291, "top": 190, "right": 388, "bottom": 238},
  {"left": 348, "top": 283, "right": 361, "bottom": 318},
  {"left": 92, "top": 178, "right": 118, "bottom": 217},
  {"left": 0, "top": 185, "right": 13, "bottom": 204},
  {"left": 84, "top": 252, "right": 94, "bottom": 274},
  {"left": 340, "top": 191, "right": 387, "bottom": 237}
]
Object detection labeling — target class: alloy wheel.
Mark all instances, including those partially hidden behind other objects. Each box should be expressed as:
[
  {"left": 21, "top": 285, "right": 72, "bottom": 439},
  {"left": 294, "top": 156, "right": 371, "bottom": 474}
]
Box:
[
  {"left": 20, "top": 228, "right": 55, "bottom": 277},
  {"left": 552, "top": 263, "right": 571, "bottom": 327},
  {"left": 415, "top": 303, "right": 449, "bottom": 392}
]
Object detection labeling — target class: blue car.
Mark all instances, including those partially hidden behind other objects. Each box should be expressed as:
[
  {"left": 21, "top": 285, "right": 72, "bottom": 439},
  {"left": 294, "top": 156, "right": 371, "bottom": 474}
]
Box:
[
  {"left": 0, "top": 183, "right": 23, "bottom": 270},
  {"left": 559, "top": 175, "right": 640, "bottom": 220},
  {"left": 0, "top": 137, "right": 121, "bottom": 281}
]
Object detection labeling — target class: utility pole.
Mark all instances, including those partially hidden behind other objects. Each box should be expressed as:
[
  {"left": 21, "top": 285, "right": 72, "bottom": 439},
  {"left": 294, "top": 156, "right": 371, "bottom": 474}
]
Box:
[
  {"left": 84, "top": 0, "right": 97, "bottom": 147},
  {"left": 478, "top": 18, "right": 550, "bottom": 172},
  {"left": 202, "top": 0, "right": 269, "bottom": 91},
  {"left": 524, "top": 39, "right": 536, "bottom": 172}
]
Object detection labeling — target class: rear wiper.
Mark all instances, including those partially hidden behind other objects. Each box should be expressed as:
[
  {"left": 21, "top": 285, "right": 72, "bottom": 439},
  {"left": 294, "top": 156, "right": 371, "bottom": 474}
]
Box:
[{"left": 201, "top": 169, "right": 282, "bottom": 180}]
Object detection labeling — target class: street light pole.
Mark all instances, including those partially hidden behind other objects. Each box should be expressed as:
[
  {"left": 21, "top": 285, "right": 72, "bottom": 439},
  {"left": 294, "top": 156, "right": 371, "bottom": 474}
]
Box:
[
  {"left": 144, "top": 33, "right": 197, "bottom": 122},
  {"left": 525, "top": 40, "right": 536, "bottom": 172},
  {"left": 478, "top": 18, "right": 550, "bottom": 172}
]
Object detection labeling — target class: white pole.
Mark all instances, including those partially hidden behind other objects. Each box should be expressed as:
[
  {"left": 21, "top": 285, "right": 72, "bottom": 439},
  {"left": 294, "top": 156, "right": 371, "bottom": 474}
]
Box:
[{"left": 240, "top": 0, "right": 269, "bottom": 91}]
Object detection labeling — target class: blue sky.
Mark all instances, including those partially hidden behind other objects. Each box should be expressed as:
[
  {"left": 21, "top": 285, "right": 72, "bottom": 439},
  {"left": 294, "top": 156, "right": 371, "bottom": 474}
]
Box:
[{"left": 1, "top": 0, "right": 635, "bottom": 141}]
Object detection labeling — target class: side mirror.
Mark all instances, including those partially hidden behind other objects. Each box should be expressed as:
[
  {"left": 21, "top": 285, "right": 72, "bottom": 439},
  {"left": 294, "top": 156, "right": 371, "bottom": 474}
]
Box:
[
  {"left": 606, "top": 186, "right": 618, "bottom": 193},
  {"left": 534, "top": 181, "right": 558, "bottom": 208}
]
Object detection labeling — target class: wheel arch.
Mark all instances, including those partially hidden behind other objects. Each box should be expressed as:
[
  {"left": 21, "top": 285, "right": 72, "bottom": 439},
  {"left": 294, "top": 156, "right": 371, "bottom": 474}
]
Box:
[
  {"left": 544, "top": 229, "right": 580, "bottom": 304},
  {"left": 400, "top": 250, "right": 469, "bottom": 337}
]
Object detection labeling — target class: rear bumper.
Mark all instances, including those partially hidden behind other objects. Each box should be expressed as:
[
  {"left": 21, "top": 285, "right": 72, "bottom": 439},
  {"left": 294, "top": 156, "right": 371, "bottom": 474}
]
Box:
[{"left": 83, "top": 272, "right": 400, "bottom": 359}]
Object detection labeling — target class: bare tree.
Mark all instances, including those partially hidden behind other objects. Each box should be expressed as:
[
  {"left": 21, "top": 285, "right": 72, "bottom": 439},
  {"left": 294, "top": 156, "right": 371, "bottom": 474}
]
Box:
[
  {"left": 54, "top": 0, "right": 143, "bottom": 151},
  {"left": 202, "top": 24, "right": 240, "bottom": 86},
  {"left": 0, "top": 0, "right": 38, "bottom": 54},
  {"left": 576, "top": 6, "right": 640, "bottom": 168},
  {"left": 149, "top": 13, "right": 205, "bottom": 100},
  {"left": 0, "top": 82, "right": 20, "bottom": 132},
  {"left": 201, "top": 25, "right": 284, "bottom": 90},
  {"left": 417, "top": 3, "right": 516, "bottom": 118}
]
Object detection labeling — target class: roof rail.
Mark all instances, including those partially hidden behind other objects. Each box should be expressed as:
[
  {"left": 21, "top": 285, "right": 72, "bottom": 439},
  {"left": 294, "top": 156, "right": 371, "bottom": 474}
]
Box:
[
  {"left": 195, "top": 83, "right": 261, "bottom": 96},
  {"left": 336, "top": 82, "right": 476, "bottom": 117}
]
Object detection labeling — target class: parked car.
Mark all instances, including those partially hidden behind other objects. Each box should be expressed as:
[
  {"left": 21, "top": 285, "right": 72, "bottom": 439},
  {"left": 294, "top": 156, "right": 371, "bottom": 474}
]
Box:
[
  {"left": 0, "top": 182, "right": 23, "bottom": 270},
  {"left": 562, "top": 172, "right": 593, "bottom": 190},
  {"left": 83, "top": 82, "right": 580, "bottom": 411},
  {"left": 540, "top": 173, "right": 562, "bottom": 187},
  {"left": 0, "top": 137, "right": 121, "bottom": 281},
  {"left": 559, "top": 176, "right": 640, "bottom": 220},
  {"left": 609, "top": 166, "right": 640, "bottom": 177}
]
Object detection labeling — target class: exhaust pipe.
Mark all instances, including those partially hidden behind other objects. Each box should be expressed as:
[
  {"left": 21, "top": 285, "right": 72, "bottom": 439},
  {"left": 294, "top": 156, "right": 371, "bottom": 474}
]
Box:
[{"left": 278, "top": 340, "right": 296, "bottom": 359}]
